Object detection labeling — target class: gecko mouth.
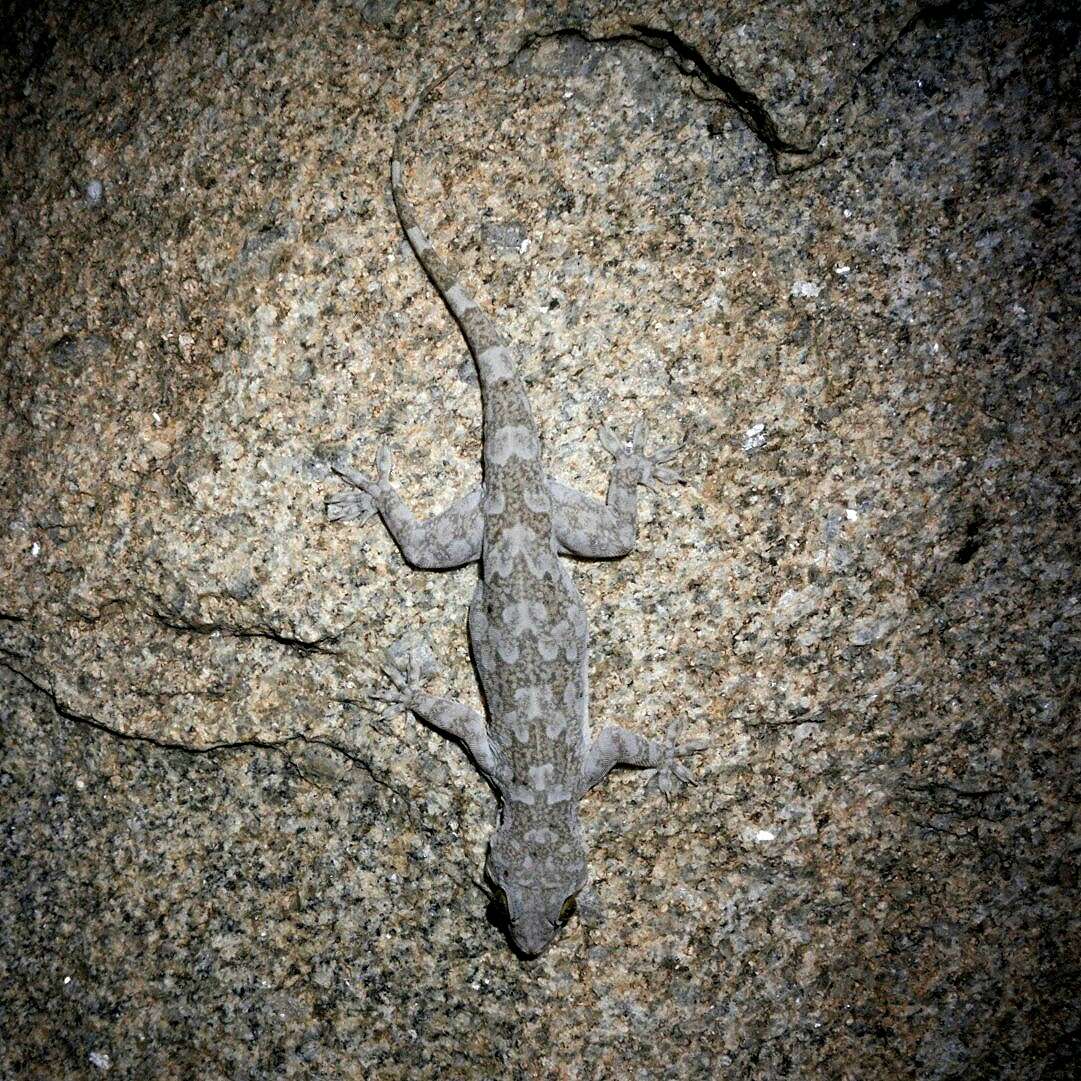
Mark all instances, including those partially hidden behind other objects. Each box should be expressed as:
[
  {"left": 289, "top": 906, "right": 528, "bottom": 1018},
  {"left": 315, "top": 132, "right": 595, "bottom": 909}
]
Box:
[
  {"left": 511, "top": 898, "right": 579, "bottom": 958},
  {"left": 511, "top": 917, "right": 558, "bottom": 958}
]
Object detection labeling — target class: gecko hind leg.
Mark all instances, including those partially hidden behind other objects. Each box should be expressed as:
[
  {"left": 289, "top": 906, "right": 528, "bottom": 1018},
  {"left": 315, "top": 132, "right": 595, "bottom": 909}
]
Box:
[
  {"left": 582, "top": 718, "right": 709, "bottom": 800},
  {"left": 646, "top": 719, "right": 711, "bottom": 799},
  {"left": 370, "top": 647, "right": 501, "bottom": 784}
]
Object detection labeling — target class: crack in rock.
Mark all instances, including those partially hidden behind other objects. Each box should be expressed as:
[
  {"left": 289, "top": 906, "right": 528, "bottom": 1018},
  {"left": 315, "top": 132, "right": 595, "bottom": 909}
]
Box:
[
  {"left": 149, "top": 609, "right": 343, "bottom": 656},
  {"left": 514, "top": 24, "right": 799, "bottom": 156},
  {"left": 511, "top": 4, "right": 988, "bottom": 171},
  {"left": 0, "top": 658, "right": 411, "bottom": 804}
]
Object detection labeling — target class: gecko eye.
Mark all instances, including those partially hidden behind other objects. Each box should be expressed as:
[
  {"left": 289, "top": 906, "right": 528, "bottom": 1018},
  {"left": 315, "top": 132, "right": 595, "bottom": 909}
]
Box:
[{"left": 557, "top": 897, "right": 577, "bottom": 925}]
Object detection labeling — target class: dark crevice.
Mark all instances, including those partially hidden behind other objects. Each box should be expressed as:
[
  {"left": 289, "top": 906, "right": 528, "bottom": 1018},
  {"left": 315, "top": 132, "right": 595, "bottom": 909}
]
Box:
[
  {"left": 513, "top": 4, "right": 996, "bottom": 170},
  {"left": 150, "top": 610, "right": 342, "bottom": 656},
  {"left": 953, "top": 511, "right": 984, "bottom": 565},
  {"left": 512, "top": 24, "right": 802, "bottom": 159},
  {"left": 0, "top": 658, "right": 411, "bottom": 803},
  {"left": 902, "top": 779, "right": 1004, "bottom": 799},
  {"left": 626, "top": 24, "right": 801, "bottom": 154}
]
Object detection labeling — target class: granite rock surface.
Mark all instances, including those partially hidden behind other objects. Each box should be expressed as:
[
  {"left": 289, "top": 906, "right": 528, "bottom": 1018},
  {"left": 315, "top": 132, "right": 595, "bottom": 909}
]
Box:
[{"left": 1, "top": 0, "right": 1078, "bottom": 1077}]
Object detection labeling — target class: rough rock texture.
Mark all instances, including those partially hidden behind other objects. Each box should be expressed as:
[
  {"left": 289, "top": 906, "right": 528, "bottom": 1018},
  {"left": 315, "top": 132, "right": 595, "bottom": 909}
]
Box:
[{"left": 1, "top": 0, "right": 1078, "bottom": 1077}]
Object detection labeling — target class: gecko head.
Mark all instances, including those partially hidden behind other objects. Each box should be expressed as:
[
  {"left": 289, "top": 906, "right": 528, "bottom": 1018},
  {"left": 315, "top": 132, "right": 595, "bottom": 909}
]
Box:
[
  {"left": 485, "top": 816, "right": 588, "bottom": 958},
  {"left": 488, "top": 875, "right": 586, "bottom": 958}
]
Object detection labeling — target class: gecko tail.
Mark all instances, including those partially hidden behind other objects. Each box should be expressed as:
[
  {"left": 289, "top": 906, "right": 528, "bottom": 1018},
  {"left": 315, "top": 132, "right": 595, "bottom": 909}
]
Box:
[{"left": 390, "top": 66, "right": 514, "bottom": 382}]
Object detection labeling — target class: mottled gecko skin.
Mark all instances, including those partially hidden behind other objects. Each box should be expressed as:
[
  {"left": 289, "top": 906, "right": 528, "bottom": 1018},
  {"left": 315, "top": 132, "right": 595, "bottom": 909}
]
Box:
[{"left": 328, "top": 74, "right": 706, "bottom": 957}]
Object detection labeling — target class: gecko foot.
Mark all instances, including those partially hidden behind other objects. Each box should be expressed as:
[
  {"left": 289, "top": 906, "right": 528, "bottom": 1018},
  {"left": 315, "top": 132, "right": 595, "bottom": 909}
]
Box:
[
  {"left": 645, "top": 718, "right": 710, "bottom": 800},
  {"left": 326, "top": 446, "right": 394, "bottom": 523},
  {"left": 367, "top": 647, "right": 428, "bottom": 721},
  {"left": 599, "top": 418, "right": 683, "bottom": 492}
]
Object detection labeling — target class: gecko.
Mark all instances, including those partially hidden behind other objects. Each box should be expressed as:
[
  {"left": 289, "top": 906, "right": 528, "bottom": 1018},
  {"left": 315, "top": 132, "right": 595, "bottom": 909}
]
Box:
[{"left": 328, "top": 71, "right": 707, "bottom": 957}]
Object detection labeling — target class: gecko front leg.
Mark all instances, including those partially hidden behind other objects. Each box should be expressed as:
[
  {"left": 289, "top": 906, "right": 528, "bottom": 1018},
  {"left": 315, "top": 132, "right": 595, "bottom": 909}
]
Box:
[
  {"left": 371, "top": 650, "right": 504, "bottom": 788},
  {"left": 551, "top": 419, "right": 682, "bottom": 559},
  {"left": 328, "top": 446, "right": 483, "bottom": 569},
  {"left": 582, "top": 719, "right": 708, "bottom": 799}
]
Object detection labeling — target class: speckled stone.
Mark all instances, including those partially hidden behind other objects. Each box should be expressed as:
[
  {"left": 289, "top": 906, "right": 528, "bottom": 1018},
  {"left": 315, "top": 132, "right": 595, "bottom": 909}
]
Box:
[{"left": 1, "top": 1, "right": 1078, "bottom": 1078}]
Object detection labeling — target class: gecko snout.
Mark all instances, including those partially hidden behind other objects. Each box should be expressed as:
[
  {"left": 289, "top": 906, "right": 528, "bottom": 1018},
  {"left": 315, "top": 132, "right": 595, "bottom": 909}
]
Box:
[
  {"left": 512, "top": 915, "right": 558, "bottom": 958},
  {"left": 509, "top": 894, "right": 578, "bottom": 958}
]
